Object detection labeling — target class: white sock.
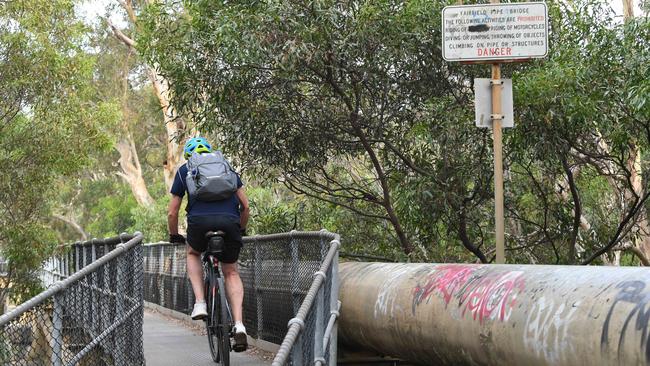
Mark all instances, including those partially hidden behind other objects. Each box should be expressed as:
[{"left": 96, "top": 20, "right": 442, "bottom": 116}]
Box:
[
  {"left": 235, "top": 321, "right": 246, "bottom": 332},
  {"left": 196, "top": 301, "right": 206, "bottom": 305}
]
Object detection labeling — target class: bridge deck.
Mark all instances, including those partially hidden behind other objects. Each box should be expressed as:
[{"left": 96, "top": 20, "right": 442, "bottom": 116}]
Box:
[{"left": 143, "top": 310, "right": 273, "bottom": 366}]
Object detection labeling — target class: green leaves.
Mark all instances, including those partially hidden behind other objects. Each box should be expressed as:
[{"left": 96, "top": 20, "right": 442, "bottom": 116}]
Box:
[
  {"left": 0, "top": 0, "right": 117, "bottom": 302},
  {"left": 138, "top": 0, "right": 650, "bottom": 264}
]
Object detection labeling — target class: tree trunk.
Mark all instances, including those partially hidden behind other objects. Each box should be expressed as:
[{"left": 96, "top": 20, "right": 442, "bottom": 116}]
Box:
[
  {"left": 116, "top": 136, "right": 154, "bottom": 207},
  {"left": 602, "top": 251, "right": 622, "bottom": 266},
  {"left": 108, "top": 4, "right": 186, "bottom": 192},
  {"left": 350, "top": 115, "right": 413, "bottom": 256},
  {"left": 613, "top": 242, "right": 650, "bottom": 265},
  {"left": 620, "top": 4, "right": 650, "bottom": 263},
  {"left": 622, "top": 0, "right": 634, "bottom": 18},
  {"left": 626, "top": 143, "right": 650, "bottom": 263},
  {"left": 147, "top": 68, "right": 185, "bottom": 189},
  {"left": 458, "top": 207, "right": 488, "bottom": 263}
]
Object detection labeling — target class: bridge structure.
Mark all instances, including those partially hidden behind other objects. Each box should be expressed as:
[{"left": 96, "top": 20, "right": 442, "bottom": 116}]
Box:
[
  {"left": 1, "top": 231, "right": 650, "bottom": 366},
  {"left": 0, "top": 231, "right": 341, "bottom": 366}
]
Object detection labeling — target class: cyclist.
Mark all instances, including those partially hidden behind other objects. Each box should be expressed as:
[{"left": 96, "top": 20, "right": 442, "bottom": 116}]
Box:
[{"left": 167, "top": 137, "right": 250, "bottom": 352}]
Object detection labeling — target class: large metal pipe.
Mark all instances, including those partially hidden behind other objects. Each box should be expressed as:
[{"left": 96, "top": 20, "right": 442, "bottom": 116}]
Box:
[{"left": 339, "top": 262, "right": 650, "bottom": 365}]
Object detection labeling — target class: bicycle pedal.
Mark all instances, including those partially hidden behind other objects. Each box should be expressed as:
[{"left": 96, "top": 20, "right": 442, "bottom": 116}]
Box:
[{"left": 233, "top": 333, "right": 248, "bottom": 352}]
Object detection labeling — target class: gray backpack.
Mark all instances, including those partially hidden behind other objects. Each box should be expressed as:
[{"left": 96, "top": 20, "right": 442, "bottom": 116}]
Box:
[{"left": 185, "top": 151, "right": 238, "bottom": 201}]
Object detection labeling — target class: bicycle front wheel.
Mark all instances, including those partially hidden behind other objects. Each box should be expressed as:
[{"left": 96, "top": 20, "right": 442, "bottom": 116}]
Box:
[{"left": 216, "top": 276, "right": 231, "bottom": 366}]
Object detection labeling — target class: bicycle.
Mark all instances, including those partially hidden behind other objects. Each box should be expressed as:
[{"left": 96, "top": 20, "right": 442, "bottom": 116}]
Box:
[{"left": 202, "top": 230, "right": 234, "bottom": 365}]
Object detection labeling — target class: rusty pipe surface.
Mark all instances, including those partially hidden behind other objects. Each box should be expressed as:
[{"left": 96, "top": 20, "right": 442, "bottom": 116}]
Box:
[{"left": 339, "top": 262, "right": 650, "bottom": 366}]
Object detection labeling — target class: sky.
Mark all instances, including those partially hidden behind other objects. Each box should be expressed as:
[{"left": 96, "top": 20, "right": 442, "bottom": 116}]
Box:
[
  {"left": 79, "top": 0, "right": 643, "bottom": 24},
  {"left": 76, "top": 0, "right": 126, "bottom": 26},
  {"left": 610, "top": 0, "right": 643, "bottom": 15}
]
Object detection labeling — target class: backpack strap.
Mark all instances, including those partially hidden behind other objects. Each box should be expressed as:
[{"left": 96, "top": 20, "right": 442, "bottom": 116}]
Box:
[
  {"left": 180, "top": 164, "right": 197, "bottom": 212},
  {"left": 176, "top": 168, "right": 187, "bottom": 191}
]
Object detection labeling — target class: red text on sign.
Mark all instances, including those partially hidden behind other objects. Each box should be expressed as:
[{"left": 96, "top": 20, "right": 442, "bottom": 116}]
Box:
[{"left": 477, "top": 47, "right": 512, "bottom": 57}]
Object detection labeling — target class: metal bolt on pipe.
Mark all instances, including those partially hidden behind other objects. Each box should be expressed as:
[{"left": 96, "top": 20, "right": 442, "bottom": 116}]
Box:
[{"left": 338, "top": 262, "right": 650, "bottom": 366}]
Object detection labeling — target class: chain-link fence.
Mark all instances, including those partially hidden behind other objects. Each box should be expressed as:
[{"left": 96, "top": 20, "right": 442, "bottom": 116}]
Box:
[
  {"left": 271, "top": 232, "right": 340, "bottom": 366},
  {"left": 143, "top": 230, "right": 340, "bottom": 365},
  {"left": 0, "top": 233, "right": 145, "bottom": 366}
]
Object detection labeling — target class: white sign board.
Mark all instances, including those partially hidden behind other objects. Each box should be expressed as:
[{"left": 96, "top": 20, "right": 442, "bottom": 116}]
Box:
[
  {"left": 442, "top": 2, "right": 548, "bottom": 62},
  {"left": 475, "top": 78, "right": 514, "bottom": 128}
]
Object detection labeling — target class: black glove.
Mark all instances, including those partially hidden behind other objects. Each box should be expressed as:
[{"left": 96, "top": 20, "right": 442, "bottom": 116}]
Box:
[
  {"left": 169, "top": 234, "right": 186, "bottom": 244},
  {"left": 240, "top": 228, "right": 248, "bottom": 237}
]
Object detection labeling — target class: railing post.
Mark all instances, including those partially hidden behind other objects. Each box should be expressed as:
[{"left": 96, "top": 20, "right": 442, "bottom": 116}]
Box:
[
  {"left": 75, "top": 244, "right": 80, "bottom": 272},
  {"left": 82, "top": 244, "right": 88, "bottom": 328},
  {"left": 254, "top": 238, "right": 264, "bottom": 340},
  {"left": 74, "top": 243, "right": 80, "bottom": 322},
  {"left": 158, "top": 246, "right": 165, "bottom": 307},
  {"left": 64, "top": 251, "right": 69, "bottom": 277},
  {"left": 91, "top": 243, "right": 97, "bottom": 336},
  {"left": 329, "top": 240, "right": 340, "bottom": 366},
  {"left": 143, "top": 245, "right": 149, "bottom": 303},
  {"left": 289, "top": 231, "right": 304, "bottom": 364},
  {"left": 186, "top": 245, "right": 193, "bottom": 312},
  {"left": 319, "top": 229, "right": 328, "bottom": 261},
  {"left": 290, "top": 230, "right": 301, "bottom": 314},
  {"left": 172, "top": 244, "right": 178, "bottom": 311},
  {"left": 133, "top": 240, "right": 145, "bottom": 361},
  {"left": 115, "top": 248, "right": 126, "bottom": 366},
  {"left": 50, "top": 293, "right": 63, "bottom": 366},
  {"left": 314, "top": 275, "right": 325, "bottom": 365},
  {"left": 102, "top": 242, "right": 111, "bottom": 350},
  {"left": 291, "top": 329, "right": 304, "bottom": 366},
  {"left": 68, "top": 249, "right": 72, "bottom": 276}
]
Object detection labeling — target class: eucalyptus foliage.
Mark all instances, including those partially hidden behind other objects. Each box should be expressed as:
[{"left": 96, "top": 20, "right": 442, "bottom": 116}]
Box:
[
  {"left": 0, "top": 0, "right": 115, "bottom": 305},
  {"left": 140, "top": 0, "right": 650, "bottom": 264}
]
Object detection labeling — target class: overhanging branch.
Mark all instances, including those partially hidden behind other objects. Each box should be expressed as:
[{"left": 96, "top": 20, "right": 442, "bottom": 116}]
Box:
[{"left": 106, "top": 18, "right": 136, "bottom": 48}]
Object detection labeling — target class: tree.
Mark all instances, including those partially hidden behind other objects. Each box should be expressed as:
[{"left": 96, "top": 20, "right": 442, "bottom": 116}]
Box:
[
  {"left": 107, "top": 0, "right": 186, "bottom": 191},
  {"left": 0, "top": 0, "right": 115, "bottom": 309},
  {"left": 139, "top": 0, "right": 488, "bottom": 258},
  {"left": 140, "top": 0, "right": 650, "bottom": 265},
  {"left": 509, "top": 1, "right": 650, "bottom": 264}
]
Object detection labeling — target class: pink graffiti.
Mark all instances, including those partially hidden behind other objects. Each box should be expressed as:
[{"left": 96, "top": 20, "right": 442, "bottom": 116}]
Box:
[{"left": 412, "top": 264, "right": 525, "bottom": 324}]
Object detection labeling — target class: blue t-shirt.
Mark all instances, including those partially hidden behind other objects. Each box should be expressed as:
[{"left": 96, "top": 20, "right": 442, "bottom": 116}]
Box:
[{"left": 171, "top": 163, "right": 243, "bottom": 218}]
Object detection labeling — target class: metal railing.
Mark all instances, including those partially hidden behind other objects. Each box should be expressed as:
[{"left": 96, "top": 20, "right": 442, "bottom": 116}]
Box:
[
  {"left": 0, "top": 233, "right": 145, "bottom": 366},
  {"left": 272, "top": 231, "right": 340, "bottom": 366},
  {"left": 143, "top": 230, "right": 340, "bottom": 365}
]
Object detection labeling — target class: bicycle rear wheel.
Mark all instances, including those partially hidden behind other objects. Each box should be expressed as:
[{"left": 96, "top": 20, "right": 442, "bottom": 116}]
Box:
[
  {"left": 216, "top": 276, "right": 231, "bottom": 366},
  {"left": 205, "top": 267, "right": 220, "bottom": 363}
]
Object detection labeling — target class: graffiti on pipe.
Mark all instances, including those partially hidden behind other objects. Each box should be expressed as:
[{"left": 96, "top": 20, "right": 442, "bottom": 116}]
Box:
[
  {"left": 374, "top": 265, "right": 413, "bottom": 318},
  {"left": 412, "top": 264, "right": 525, "bottom": 324},
  {"left": 524, "top": 296, "right": 580, "bottom": 364},
  {"left": 601, "top": 281, "right": 650, "bottom": 362}
]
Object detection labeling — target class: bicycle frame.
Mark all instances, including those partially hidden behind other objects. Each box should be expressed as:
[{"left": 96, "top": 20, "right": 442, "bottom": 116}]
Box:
[{"left": 204, "top": 255, "right": 234, "bottom": 322}]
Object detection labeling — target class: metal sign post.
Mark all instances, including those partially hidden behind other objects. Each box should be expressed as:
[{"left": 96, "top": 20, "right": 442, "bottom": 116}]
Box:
[
  {"left": 442, "top": 1, "right": 549, "bottom": 264},
  {"left": 491, "top": 62, "right": 505, "bottom": 264},
  {"left": 490, "top": 0, "right": 505, "bottom": 264}
]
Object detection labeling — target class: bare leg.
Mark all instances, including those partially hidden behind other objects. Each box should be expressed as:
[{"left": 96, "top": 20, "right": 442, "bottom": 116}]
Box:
[
  {"left": 186, "top": 245, "right": 205, "bottom": 302},
  {"left": 221, "top": 262, "right": 243, "bottom": 323}
]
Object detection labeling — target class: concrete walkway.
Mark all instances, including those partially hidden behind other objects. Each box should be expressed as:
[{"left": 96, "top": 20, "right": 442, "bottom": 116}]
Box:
[{"left": 143, "top": 310, "right": 273, "bottom": 366}]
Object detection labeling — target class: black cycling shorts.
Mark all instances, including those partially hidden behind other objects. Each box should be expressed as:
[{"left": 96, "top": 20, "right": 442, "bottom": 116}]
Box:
[{"left": 186, "top": 214, "right": 243, "bottom": 264}]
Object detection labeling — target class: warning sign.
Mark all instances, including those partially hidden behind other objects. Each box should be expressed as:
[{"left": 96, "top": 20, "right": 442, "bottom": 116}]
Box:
[{"left": 442, "top": 2, "right": 548, "bottom": 62}]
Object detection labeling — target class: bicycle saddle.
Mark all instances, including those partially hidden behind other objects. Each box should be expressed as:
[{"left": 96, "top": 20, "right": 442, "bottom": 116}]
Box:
[
  {"left": 205, "top": 230, "right": 226, "bottom": 239},
  {"left": 205, "top": 230, "right": 226, "bottom": 254}
]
